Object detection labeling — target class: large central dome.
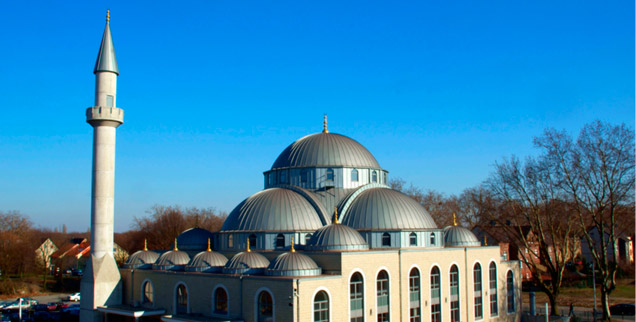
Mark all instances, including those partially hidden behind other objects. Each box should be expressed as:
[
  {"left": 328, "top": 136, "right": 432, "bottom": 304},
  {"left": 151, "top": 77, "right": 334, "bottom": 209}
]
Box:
[{"left": 271, "top": 132, "right": 380, "bottom": 170}]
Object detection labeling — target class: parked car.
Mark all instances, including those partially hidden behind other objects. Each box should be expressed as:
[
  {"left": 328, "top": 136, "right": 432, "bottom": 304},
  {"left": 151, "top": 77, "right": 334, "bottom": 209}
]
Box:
[
  {"left": 610, "top": 303, "right": 635, "bottom": 316},
  {"left": 33, "top": 304, "right": 49, "bottom": 311},
  {"left": 46, "top": 302, "right": 59, "bottom": 311},
  {"left": 67, "top": 293, "right": 80, "bottom": 302}
]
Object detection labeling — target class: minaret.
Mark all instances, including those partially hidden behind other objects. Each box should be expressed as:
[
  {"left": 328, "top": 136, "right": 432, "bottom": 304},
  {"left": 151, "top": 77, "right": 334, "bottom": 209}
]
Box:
[{"left": 80, "top": 10, "right": 123, "bottom": 322}]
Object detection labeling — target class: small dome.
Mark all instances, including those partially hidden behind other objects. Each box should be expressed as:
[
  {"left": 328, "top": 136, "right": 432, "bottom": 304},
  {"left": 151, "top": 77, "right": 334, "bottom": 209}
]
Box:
[
  {"left": 177, "top": 228, "right": 215, "bottom": 251},
  {"left": 305, "top": 223, "right": 369, "bottom": 251},
  {"left": 124, "top": 250, "right": 159, "bottom": 269},
  {"left": 185, "top": 251, "right": 228, "bottom": 273},
  {"left": 222, "top": 251, "right": 270, "bottom": 275},
  {"left": 266, "top": 252, "right": 321, "bottom": 276},
  {"left": 444, "top": 225, "right": 481, "bottom": 247},
  {"left": 153, "top": 250, "right": 191, "bottom": 271},
  {"left": 272, "top": 132, "right": 380, "bottom": 170},
  {"left": 342, "top": 188, "right": 437, "bottom": 230},
  {"left": 221, "top": 188, "right": 324, "bottom": 232}
]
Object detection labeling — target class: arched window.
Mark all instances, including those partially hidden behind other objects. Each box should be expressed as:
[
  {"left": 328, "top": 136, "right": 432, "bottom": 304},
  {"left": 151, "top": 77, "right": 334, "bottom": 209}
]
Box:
[
  {"left": 489, "top": 262, "right": 498, "bottom": 316},
  {"left": 409, "top": 268, "right": 421, "bottom": 322},
  {"left": 249, "top": 234, "right": 257, "bottom": 249},
  {"left": 382, "top": 232, "right": 391, "bottom": 247},
  {"left": 376, "top": 270, "right": 390, "bottom": 322},
  {"left": 372, "top": 171, "right": 378, "bottom": 183},
  {"left": 275, "top": 234, "right": 285, "bottom": 248},
  {"left": 326, "top": 168, "right": 334, "bottom": 181},
  {"left": 305, "top": 233, "right": 313, "bottom": 244},
  {"left": 474, "top": 263, "right": 483, "bottom": 319},
  {"left": 176, "top": 284, "right": 188, "bottom": 315},
  {"left": 143, "top": 281, "right": 154, "bottom": 305},
  {"left": 450, "top": 265, "right": 460, "bottom": 322},
  {"left": 507, "top": 271, "right": 515, "bottom": 313},
  {"left": 258, "top": 291, "right": 273, "bottom": 322},
  {"left": 351, "top": 169, "right": 359, "bottom": 182},
  {"left": 430, "top": 266, "right": 441, "bottom": 322},
  {"left": 228, "top": 234, "right": 234, "bottom": 248},
  {"left": 350, "top": 272, "right": 364, "bottom": 322},
  {"left": 214, "top": 287, "right": 228, "bottom": 315},
  {"left": 314, "top": 291, "right": 329, "bottom": 322},
  {"left": 430, "top": 233, "right": 436, "bottom": 246},
  {"left": 409, "top": 232, "right": 417, "bottom": 246}
]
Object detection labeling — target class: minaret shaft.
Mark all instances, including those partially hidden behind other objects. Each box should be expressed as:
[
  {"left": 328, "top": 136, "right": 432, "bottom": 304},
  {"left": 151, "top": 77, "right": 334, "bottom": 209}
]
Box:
[
  {"left": 95, "top": 72, "right": 117, "bottom": 108},
  {"left": 90, "top": 125, "right": 117, "bottom": 258}
]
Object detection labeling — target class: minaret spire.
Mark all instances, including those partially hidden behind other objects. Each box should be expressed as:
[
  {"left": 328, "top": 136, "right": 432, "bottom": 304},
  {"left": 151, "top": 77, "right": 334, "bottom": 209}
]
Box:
[
  {"left": 453, "top": 212, "right": 457, "bottom": 226},
  {"left": 334, "top": 207, "right": 339, "bottom": 224},
  {"left": 94, "top": 10, "right": 119, "bottom": 75}
]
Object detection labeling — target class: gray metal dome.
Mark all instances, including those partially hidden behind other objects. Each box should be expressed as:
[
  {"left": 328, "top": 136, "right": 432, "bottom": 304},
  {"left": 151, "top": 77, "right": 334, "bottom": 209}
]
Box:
[
  {"left": 124, "top": 250, "right": 159, "bottom": 269},
  {"left": 305, "top": 223, "right": 369, "bottom": 251},
  {"left": 271, "top": 132, "right": 380, "bottom": 169},
  {"left": 177, "top": 228, "right": 215, "bottom": 251},
  {"left": 265, "top": 251, "right": 322, "bottom": 276},
  {"left": 444, "top": 225, "right": 481, "bottom": 247},
  {"left": 341, "top": 187, "right": 437, "bottom": 230},
  {"left": 222, "top": 251, "right": 270, "bottom": 275},
  {"left": 185, "top": 250, "right": 228, "bottom": 273},
  {"left": 152, "top": 250, "right": 191, "bottom": 271},
  {"left": 221, "top": 188, "right": 325, "bottom": 232}
]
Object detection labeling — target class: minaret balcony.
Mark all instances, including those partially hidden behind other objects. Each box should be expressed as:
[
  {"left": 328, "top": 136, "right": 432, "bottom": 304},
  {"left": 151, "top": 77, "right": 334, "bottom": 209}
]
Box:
[{"left": 86, "top": 106, "right": 124, "bottom": 126}]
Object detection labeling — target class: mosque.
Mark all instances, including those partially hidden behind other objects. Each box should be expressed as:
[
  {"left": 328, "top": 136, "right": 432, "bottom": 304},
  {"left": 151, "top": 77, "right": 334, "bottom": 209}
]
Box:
[{"left": 81, "top": 12, "right": 521, "bottom": 322}]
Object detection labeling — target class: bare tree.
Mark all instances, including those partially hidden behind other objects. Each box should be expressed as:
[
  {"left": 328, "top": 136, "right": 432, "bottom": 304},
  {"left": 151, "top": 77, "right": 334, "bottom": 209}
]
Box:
[
  {"left": 132, "top": 205, "right": 227, "bottom": 250},
  {"left": 534, "top": 121, "right": 635, "bottom": 320},
  {"left": 0, "top": 211, "right": 34, "bottom": 278},
  {"left": 487, "top": 156, "right": 581, "bottom": 316}
]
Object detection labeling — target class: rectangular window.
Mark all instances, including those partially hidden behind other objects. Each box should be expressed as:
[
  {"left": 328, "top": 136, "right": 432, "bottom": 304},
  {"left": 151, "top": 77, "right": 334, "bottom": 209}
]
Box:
[
  {"left": 474, "top": 267, "right": 483, "bottom": 319},
  {"left": 106, "top": 95, "right": 114, "bottom": 107}
]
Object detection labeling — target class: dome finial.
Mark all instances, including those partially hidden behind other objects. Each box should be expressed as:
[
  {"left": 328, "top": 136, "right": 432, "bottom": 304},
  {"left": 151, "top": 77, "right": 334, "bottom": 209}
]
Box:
[
  {"left": 322, "top": 114, "right": 329, "bottom": 133},
  {"left": 106, "top": 10, "right": 110, "bottom": 22},
  {"left": 453, "top": 212, "right": 457, "bottom": 226},
  {"left": 483, "top": 235, "right": 488, "bottom": 246},
  {"left": 143, "top": 239, "right": 148, "bottom": 251},
  {"left": 334, "top": 207, "right": 339, "bottom": 224},
  {"left": 291, "top": 237, "right": 295, "bottom": 253},
  {"left": 207, "top": 238, "right": 211, "bottom": 252},
  {"left": 246, "top": 238, "right": 251, "bottom": 252},
  {"left": 174, "top": 238, "right": 178, "bottom": 251}
]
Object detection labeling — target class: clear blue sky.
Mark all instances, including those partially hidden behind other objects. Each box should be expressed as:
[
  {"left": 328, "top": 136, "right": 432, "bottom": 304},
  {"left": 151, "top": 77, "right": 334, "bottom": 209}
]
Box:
[{"left": 1, "top": 1, "right": 633, "bottom": 232}]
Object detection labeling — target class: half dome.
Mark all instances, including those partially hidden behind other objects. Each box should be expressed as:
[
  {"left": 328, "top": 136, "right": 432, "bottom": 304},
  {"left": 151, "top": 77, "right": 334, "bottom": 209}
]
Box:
[
  {"left": 221, "top": 188, "right": 325, "bottom": 232},
  {"left": 265, "top": 252, "right": 322, "bottom": 276},
  {"left": 177, "top": 228, "right": 215, "bottom": 251},
  {"left": 305, "top": 223, "right": 369, "bottom": 251},
  {"left": 124, "top": 250, "right": 159, "bottom": 269},
  {"left": 444, "top": 225, "right": 481, "bottom": 247},
  {"left": 271, "top": 132, "right": 380, "bottom": 170},
  {"left": 222, "top": 251, "right": 270, "bottom": 275},
  {"left": 185, "top": 251, "right": 228, "bottom": 273},
  {"left": 152, "top": 250, "right": 190, "bottom": 271},
  {"left": 341, "top": 188, "right": 437, "bottom": 230}
]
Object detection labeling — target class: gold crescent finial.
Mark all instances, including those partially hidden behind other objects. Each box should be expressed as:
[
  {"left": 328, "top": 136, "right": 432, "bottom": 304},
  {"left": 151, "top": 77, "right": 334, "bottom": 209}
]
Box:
[
  {"left": 323, "top": 114, "right": 329, "bottom": 133},
  {"left": 291, "top": 237, "right": 295, "bottom": 253},
  {"left": 207, "top": 238, "right": 211, "bottom": 252},
  {"left": 483, "top": 235, "right": 488, "bottom": 246},
  {"left": 143, "top": 239, "right": 148, "bottom": 251},
  {"left": 453, "top": 212, "right": 457, "bottom": 226},
  {"left": 246, "top": 238, "right": 251, "bottom": 252},
  {"left": 106, "top": 10, "right": 110, "bottom": 22},
  {"left": 174, "top": 238, "right": 178, "bottom": 251},
  {"left": 334, "top": 207, "right": 339, "bottom": 224}
]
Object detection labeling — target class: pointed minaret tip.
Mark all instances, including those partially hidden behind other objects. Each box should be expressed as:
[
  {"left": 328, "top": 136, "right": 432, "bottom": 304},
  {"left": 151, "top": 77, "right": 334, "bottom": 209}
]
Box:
[
  {"left": 322, "top": 114, "right": 329, "bottom": 133},
  {"left": 143, "top": 239, "right": 148, "bottom": 251},
  {"left": 452, "top": 212, "right": 457, "bottom": 226},
  {"left": 207, "top": 238, "right": 211, "bottom": 252},
  {"left": 174, "top": 238, "right": 178, "bottom": 251},
  {"left": 94, "top": 10, "right": 119, "bottom": 75}
]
